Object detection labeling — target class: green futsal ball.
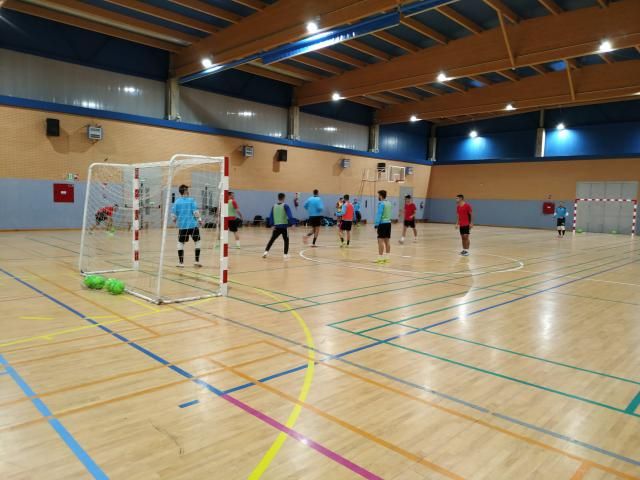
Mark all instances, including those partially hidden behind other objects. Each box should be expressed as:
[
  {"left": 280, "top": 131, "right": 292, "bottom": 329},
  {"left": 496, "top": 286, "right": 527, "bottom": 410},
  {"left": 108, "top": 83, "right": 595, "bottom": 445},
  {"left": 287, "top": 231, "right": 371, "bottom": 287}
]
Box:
[
  {"left": 84, "top": 275, "right": 106, "bottom": 290},
  {"left": 106, "top": 279, "right": 125, "bottom": 295},
  {"left": 611, "top": 230, "right": 618, "bottom": 235},
  {"left": 576, "top": 228, "right": 583, "bottom": 233}
]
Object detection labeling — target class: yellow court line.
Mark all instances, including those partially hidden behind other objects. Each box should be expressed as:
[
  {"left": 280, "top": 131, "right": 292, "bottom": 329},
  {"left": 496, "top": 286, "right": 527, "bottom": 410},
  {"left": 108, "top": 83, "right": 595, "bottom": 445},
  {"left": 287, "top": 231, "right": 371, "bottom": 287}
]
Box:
[
  {"left": 247, "top": 288, "right": 316, "bottom": 480},
  {"left": 20, "top": 316, "right": 54, "bottom": 321},
  {"left": 123, "top": 295, "right": 162, "bottom": 313},
  {"left": 0, "top": 319, "right": 125, "bottom": 348}
]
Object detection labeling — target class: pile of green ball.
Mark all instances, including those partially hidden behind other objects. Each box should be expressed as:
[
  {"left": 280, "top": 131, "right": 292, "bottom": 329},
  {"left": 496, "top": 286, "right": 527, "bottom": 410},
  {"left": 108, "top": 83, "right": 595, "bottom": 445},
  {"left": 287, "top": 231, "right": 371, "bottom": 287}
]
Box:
[{"left": 83, "top": 275, "right": 125, "bottom": 295}]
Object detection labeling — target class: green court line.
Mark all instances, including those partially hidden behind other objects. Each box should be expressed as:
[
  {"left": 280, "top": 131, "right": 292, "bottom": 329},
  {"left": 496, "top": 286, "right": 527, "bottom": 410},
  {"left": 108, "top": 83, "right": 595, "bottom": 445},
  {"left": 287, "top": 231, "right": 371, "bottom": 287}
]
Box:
[
  {"left": 626, "top": 391, "right": 640, "bottom": 413},
  {"left": 364, "top": 318, "right": 640, "bottom": 387},
  {"left": 332, "top": 250, "right": 637, "bottom": 330}
]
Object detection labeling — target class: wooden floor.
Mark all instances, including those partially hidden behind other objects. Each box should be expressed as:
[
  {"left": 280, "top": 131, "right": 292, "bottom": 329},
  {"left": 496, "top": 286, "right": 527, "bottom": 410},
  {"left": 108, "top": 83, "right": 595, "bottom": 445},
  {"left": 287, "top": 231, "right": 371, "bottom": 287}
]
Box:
[{"left": 1, "top": 224, "right": 639, "bottom": 480}]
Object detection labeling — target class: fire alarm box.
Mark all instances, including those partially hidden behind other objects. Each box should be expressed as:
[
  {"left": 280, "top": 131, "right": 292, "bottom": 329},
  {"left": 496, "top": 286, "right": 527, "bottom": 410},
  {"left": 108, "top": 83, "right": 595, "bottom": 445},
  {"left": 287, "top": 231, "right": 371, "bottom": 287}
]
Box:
[
  {"left": 542, "top": 201, "right": 555, "bottom": 214},
  {"left": 53, "top": 183, "right": 74, "bottom": 203}
]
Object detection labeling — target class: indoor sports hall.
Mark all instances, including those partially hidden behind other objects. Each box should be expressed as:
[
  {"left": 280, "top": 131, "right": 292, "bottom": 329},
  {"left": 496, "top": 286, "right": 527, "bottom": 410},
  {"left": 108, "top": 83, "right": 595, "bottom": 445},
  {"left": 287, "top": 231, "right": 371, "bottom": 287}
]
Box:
[{"left": 1, "top": 1, "right": 639, "bottom": 479}]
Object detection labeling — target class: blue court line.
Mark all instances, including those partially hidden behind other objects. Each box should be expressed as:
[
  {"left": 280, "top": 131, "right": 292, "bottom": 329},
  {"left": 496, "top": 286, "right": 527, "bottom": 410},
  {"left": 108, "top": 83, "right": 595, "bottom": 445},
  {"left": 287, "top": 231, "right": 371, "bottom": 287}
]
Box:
[
  {"left": 179, "top": 399, "right": 200, "bottom": 408},
  {"left": 626, "top": 391, "right": 640, "bottom": 414},
  {"left": 4, "top": 262, "right": 640, "bottom": 469},
  {"left": 0, "top": 354, "right": 108, "bottom": 479}
]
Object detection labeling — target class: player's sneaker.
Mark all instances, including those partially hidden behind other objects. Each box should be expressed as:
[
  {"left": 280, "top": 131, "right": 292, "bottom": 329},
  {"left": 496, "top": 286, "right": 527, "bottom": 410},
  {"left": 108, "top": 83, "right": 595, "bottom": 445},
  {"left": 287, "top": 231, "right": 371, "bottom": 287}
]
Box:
[
  {"left": 461, "top": 250, "right": 469, "bottom": 256},
  {"left": 262, "top": 252, "right": 268, "bottom": 258},
  {"left": 194, "top": 262, "right": 202, "bottom": 268},
  {"left": 413, "top": 238, "right": 418, "bottom": 243},
  {"left": 283, "top": 254, "right": 289, "bottom": 260},
  {"left": 176, "top": 263, "right": 184, "bottom": 268}
]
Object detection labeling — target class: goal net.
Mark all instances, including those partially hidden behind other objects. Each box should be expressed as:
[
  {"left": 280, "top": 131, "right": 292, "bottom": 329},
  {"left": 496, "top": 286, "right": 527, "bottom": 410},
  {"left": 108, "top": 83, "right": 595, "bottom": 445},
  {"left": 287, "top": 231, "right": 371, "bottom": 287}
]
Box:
[
  {"left": 572, "top": 198, "right": 637, "bottom": 236},
  {"left": 79, "top": 155, "right": 229, "bottom": 303}
]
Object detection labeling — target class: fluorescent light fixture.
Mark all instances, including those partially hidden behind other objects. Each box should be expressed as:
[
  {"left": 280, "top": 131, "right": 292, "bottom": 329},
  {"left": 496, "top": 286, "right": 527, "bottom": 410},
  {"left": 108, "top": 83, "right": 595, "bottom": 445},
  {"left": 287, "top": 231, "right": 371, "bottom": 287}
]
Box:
[
  {"left": 598, "top": 40, "right": 613, "bottom": 53},
  {"left": 437, "top": 72, "right": 448, "bottom": 82},
  {"left": 123, "top": 86, "right": 137, "bottom": 94},
  {"left": 505, "top": 103, "right": 516, "bottom": 111},
  {"left": 469, "top": 130, "right": 478, "bottom": 138},
  {"left": 323, "top": 126, "right": 338, "bottom": 132},
  {"left": 201, "top": 57, "right": 213, "bottom": 69},
  {"left": 238, "top": 111, "right": 255, "bottom": 117},
  {"left": 410, "top": 115, "right": 419, "bottom": 122},
  {"left": 306, "top": 21, "right": 319, "bottom": 34},
  {"left": 556, "top": 122, "right": 565, "bottom": 131},
  {"left": 332, "top": 92, "right": 342, "bottom": 101}
]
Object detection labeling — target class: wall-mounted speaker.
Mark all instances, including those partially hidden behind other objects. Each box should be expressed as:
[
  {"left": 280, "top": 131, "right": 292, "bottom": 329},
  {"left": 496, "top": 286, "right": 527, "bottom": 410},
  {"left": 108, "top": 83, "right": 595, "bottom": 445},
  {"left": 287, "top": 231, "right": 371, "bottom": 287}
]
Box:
[
  {"left": 341, "top": 158, "right": 351, "bottom": 168},
  {"left": 277, "top": 149, "right": 288, "bottom": 162},
  {"left": 376, "top": 162, "right": 386, "bottom": 172},
  {"left": 46, "top": 118, "right": 60, "bottom": 137}
]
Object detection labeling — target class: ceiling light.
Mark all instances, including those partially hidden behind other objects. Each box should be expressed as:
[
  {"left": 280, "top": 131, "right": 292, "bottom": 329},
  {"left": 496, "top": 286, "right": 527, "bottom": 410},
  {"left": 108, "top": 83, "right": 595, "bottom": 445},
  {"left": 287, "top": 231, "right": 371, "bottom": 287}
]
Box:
[
  {"left": 238, "top": 111, "right": 255, "bottom": 117},
  {"left": 469, "top": 130, "right": 478, "bottom": 138},
  {"left": 332, "top": 92, "right": 342, "bottom": 101},
  {"left": 556, "top": 122, "right": 565, "bottom": 131},
  {"left": 306, "top": 21, "right": 319, "bottom": 34},
  {"left": 323, "top": 126, "right": 338, "bottom": 132},
  {"left": 410, "top": 115, "right": 419, "bottom": 122},
  {"left": 505, "top": 103, "right": 516, "bottom": 111},
  {"left": 437, "top": 72, "right": 448, "bottom": 82},
  {"left": 598, "top": 40, "right": 613, "bottom": 53},
  {"left": 201, "top": 57, "right": 213, "bottom": 69}
]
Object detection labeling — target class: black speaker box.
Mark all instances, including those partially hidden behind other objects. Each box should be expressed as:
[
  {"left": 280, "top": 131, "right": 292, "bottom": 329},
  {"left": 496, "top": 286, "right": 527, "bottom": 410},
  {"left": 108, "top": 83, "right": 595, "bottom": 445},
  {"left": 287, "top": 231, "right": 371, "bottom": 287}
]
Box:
[
  {"left": 277, "top": 149, "right": 288, "bottom": 162},
  {"left": 46, "top": 118, "right": 60, "bottom": 137}
]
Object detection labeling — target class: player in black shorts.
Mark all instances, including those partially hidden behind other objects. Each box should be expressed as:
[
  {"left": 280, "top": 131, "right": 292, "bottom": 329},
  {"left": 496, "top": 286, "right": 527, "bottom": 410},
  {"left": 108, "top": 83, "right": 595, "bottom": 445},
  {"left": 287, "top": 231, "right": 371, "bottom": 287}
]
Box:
[{"left": 303, "top": 189, "right": 324, "bottom": 247}]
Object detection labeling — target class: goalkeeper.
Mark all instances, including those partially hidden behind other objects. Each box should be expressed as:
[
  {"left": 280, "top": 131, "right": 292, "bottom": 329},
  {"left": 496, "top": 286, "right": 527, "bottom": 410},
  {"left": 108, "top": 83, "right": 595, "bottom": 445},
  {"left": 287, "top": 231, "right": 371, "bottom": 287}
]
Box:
[{"left": 172, "top": 184, "right": 203, "bottom": 268}]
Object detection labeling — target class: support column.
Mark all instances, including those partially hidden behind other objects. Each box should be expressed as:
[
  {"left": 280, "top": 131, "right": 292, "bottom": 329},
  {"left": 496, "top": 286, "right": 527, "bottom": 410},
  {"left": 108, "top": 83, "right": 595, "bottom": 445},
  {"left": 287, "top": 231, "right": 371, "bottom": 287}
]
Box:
[
  {"left": 428, "top": 124, "right": 437, "bottom": 162},
  {"left": 535, "top": 109, "right": 545, "bottom": 157},
  {"left": 368, "top": 123, "right": 380, "bottom": 153},
  {"left": 288, "top": 105, "right": 300, "bottom": 140},
  {"left": 166, "top": 77, "right": 180, "bottom": 121}
]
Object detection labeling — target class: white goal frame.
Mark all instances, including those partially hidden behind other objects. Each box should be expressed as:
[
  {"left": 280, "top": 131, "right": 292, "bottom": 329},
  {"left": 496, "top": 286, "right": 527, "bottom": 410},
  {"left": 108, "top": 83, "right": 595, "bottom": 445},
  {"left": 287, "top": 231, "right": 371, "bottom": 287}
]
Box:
[
  {"left": 572, "top": 197, "right": 637, "bottom": 236},
  {"left": 79, "top": 154, "right": 230, "bottom": 303}
]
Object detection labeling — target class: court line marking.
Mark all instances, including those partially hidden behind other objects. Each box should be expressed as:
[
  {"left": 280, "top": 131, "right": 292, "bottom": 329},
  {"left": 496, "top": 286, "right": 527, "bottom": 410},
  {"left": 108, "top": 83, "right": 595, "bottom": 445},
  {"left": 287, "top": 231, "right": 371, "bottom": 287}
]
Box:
[
  {"left": 0, "top": 354, "right": 108, "bottom": 479},
  {"left": 261, "top": 340, "right": 637, "bottom": 480},
  {"left": 20, "top": 316, "right": 54, "bottom": 320},
  {"left": 520, "top": 269, "right": 640, "bottom": 287},
  {"left": 1, "top": 268, "right": 380, "bottom": 480},
  {"left": 0, "top": 319, "right": 126, "bottom": 347},
  {"left": 207, "top": 356, "right": 464, "bottom": 480},
  {"left": 570, "top": 463, "right": 591, "bottom": 480},
  {"left": 229, "top": 288, "right": 316, "bottom": 480},
  {"left": 626, "top": 391, "right": 640, "bottom": 414}
]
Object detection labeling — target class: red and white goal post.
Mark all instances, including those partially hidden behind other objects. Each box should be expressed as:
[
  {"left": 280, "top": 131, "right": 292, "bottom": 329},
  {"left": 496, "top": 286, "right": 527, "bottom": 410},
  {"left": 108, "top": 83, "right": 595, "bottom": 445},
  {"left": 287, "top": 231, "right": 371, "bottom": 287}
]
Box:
[
  {"left": 572, "top": 197, "right": 638, "bottom": 236},
  {"left": 79, "top": 154, "right": 230, "bottom": 303}
]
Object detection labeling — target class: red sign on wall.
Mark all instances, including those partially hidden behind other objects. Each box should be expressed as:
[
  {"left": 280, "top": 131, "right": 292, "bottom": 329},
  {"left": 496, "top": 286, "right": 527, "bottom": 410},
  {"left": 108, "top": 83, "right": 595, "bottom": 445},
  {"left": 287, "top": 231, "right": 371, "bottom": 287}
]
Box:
[
  {"left": 542, "top": 201, "right": 555, "bottom": 214},
  {"left": 53, "top": 183, "right": 75, "bottom": 203}
]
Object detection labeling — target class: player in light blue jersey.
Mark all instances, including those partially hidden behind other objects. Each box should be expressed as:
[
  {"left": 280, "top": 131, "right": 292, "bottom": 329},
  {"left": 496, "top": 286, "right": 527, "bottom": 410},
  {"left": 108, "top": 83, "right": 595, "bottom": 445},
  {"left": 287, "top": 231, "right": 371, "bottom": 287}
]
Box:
[
  {"left": 554, "top": 202, "right": 568, "bottom": 237},
  {"left": 303, "top": 189, "right": 324, "bottom": 247},
  {"left": 171, "top": 184, "right": 202, "bottom": 268}
]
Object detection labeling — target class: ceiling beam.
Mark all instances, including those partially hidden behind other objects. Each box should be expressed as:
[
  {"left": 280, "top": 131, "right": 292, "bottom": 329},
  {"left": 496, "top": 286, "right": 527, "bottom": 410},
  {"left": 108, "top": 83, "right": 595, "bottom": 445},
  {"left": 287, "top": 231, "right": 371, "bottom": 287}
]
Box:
[
  {"left": 365, "top": 93, "right": 405, "bottom": 104},
  {"left": 400, "top": 16, "right": 447, "bottom": 45},
  {"left": 483, "top": 0, "right": 519, "bottom": 24},
  {"left": 496, "top": 5, "right": 515, "bottom": 67},
  {"left": 317, "top": 49, "right": 369, "bottom": 68},
  {"left": 565, "top": 59, "right": 576, "bottom": 100},
  {"left": 538, "top": 0, "right": 562, "bottom": 15},
  {"left": 443, "top": 80, "right": 466, "bottom": 93},
  {"left": 496, "top": 70, "right": 518, "bottom": 81},
  {"left": 235, "top": 64, "right": 305, "bottom": 86},
  {"left": 599, "top": 53, "right": 612, "bottom": 64},
  {"left": 414, "top": 85, "right": 443, "bottom": 96},
  {"left": 39, "top": 0, "right": 201, "bottom": 43},
  {"left": 391, "top": 89, "right": 423, "bottom": 101},
  {"left": 596, "top": 0, "right": 608, "bottom": 7},
  {"left": 468, "top": 75, "right": 492, "bottom": 85},
  {"left": 103, "top": 0, "right": 221, "bottom": 33},
  {"left": 175, "top": 0, "right": 400, "bottom": 77},
  {"left": 169, "top": 0, "right": 243, "bottom": 24},
  {"left": 435, "top": 6, "right": 482, "bottom": 34},
  {"left": 351, "top": 97, "right": 385, "bottom": 109},
  {"left": 375, "top": 60, "right": 640, "bottom": 123},
  {"left": 344, "top": 40, "right": 393, "bottom": 61},
  {"left": 292, "top": 56, "right": 344, "bottom": 75},
  {"left": 295, "top": 1, "right": 640, "bottom": 105},
  {"left": 253, "top": 61, "right": 325, "bottom": 81},
  {"left": 372, "top": 31, "right": 420, "bottom": 53},
  {"left": 230, "top": 0, "right": 266, "bottom": 10},
  {"left": 1, "top": 0, "right": 184, "bottom": 51},
  {"left": 530, "top": 64, "right": 547, "bottom": 75}
]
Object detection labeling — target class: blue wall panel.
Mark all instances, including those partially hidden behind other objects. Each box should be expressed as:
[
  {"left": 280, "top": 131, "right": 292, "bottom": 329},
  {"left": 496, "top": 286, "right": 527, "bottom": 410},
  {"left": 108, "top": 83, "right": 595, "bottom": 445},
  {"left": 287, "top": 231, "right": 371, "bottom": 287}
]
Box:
[
  {"left": 545, "top": 122, "right": 640, "bottom": 157},
  {"left": 379, "top": 122, "right": 429, "bottom": 163},
  {"left": 436, "top": 129, "right": 537, "bottom": 162},
  {"left": 301, "top": 101, "right": 373, "bottom": 126},
  {"left": 426, "top": 198, "right": 573, "bottom": 230}
]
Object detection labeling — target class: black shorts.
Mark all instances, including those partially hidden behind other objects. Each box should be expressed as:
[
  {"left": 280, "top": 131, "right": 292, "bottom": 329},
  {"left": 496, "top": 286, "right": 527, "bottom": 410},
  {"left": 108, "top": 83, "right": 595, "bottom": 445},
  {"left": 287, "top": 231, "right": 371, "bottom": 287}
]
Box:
[
  {"left": 340, "top": 221, "right": 352, "bottom": 232},
  {"left": 178, "top": 228, "right": 200, "bottom": 243},
  {"left": 377, "top": 223, "right": 391, "bottom": 239},
  {"left": 229, "top": 218, "right": 242, "bottom": 232},
  {"left": 557, "top": 218, "right": 566, "bottom": 227},
  {"left": 404, "top": 219, "right": 416, "bottom": 228},
  {"left": 95, "top": 212, "right": 108, "bottom": 224},
  {"left": 459, "top": 226, "right": 470, "bottom": 235},
  {"left": 309, "top": 216, "right": 323, "bottom": 227}
]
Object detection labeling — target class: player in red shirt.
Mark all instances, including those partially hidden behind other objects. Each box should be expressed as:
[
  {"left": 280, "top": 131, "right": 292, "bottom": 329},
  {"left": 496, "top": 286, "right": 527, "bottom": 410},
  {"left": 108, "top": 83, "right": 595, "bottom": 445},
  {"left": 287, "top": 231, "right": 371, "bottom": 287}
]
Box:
[
  {"left": 228, "top": 192, "right": 244, "bottom": 248},
  {"left": 400, "top": 195, "right": 418, "bottom": 244},
  {"left": 339, "top": 194, "right": 355, "bottom": 247},
  {"left": 90, "top": 204, "right": 118, "bottom": 233},
  {"left": 455, "top": 194, "right": 473, "bottom": 256}
]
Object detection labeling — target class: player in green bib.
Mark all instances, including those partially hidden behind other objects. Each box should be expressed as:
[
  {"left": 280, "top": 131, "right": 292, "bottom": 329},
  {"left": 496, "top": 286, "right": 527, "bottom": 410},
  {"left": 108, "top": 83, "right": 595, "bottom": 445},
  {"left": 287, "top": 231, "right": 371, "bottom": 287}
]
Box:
[
  {"left": 263, "top": 193, "right": 294, "bottom": 259},
  {"left": 374, "top": 189, "right": 393, "bottom": 264}
]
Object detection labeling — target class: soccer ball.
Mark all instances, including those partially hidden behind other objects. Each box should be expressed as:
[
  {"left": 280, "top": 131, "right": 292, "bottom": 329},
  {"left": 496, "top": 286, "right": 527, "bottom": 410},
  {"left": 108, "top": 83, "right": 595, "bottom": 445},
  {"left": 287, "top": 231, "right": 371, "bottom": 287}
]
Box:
[{"left": 399, "top": 238, "right": 405, "bottom": 244}]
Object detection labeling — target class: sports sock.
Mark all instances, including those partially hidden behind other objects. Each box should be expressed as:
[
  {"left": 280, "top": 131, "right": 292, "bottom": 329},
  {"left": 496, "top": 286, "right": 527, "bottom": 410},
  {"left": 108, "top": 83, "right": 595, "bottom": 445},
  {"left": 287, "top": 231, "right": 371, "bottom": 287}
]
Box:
[
  {"left": 195, "top": 249, "right": 200, "bottom": 261},
  {"left": 313, "top": 236, "right": 317, "bottom": 245},
  {"left": 178, "top": 250, "right": 184, "bottom": 263}
]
